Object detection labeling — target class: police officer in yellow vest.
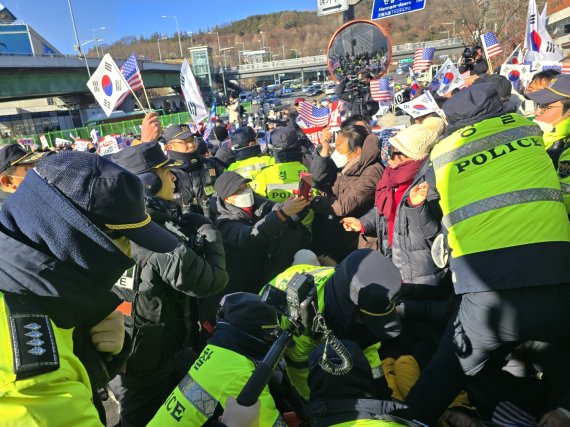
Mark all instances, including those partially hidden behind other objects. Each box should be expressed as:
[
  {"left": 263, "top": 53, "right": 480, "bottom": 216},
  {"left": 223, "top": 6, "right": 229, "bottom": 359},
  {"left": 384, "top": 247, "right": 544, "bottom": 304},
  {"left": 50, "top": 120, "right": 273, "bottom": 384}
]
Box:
[
  {"left": 148, "top": 292, "right": 287, "bottom": 427},
  {"left": 226, "top": 126, "right": 274, "bottom": 192},
  {"left": 262, "top": 249, "right": 403, "bottom": 401},
  {"left": 0, "top": 152, "right": 179, "bottom": 426},
  {"left": 403, "top": 83, "right": 570, "bottom": 424},
  {"left": 255, "top": 126, "right": 314, "bottom": 228},
  {"left": 255, "top": 126, "right": 308, "bottom": 202},
  {"left": 527, "top": 74, "right": 570, "bottom": 216}
]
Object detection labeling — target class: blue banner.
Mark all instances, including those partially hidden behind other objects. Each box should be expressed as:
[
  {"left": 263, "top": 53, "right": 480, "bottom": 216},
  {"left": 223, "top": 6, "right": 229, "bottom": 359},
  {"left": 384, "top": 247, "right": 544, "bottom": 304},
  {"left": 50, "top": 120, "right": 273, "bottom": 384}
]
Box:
[{"left": 371, "top": 0, "right": 426, "bottom": 20}]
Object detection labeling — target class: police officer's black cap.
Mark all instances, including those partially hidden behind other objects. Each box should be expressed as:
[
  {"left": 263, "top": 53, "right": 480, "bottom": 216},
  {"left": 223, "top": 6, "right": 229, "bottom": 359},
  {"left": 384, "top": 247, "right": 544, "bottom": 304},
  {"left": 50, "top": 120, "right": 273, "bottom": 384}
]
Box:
[
  {"left": 35, "top": 151, "right": 179, "bottom": 253},
  {"left": 332, "top": 249, "right": 402, "bottom": 341},
  {"left": 111, "top": 142, "right": 183, "bottom": 175},
  {"left": 215, "top": 171, "right": 251, "bottom": 200},
  {"left": 162, "top": 124, "right": 200, "bottom": 142},
  {"left": 231, "top": 126, "right": 257, "bottom": 149},
  {"left": 218, "top": 292, "right": 279, "bottom": 342},
  {"left": 0, "top": 145, "right": 52, "bottom": 174},
  {"left": 271, "top": 127, "right": 299, "bottom": 151}
]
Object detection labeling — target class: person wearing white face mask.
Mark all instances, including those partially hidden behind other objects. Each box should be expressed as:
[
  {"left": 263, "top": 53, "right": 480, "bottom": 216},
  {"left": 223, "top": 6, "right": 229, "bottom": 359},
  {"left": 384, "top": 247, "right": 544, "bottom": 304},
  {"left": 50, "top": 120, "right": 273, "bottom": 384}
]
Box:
[
  {"left": 199, "top": 171, "right": 310, "bottom": 328},
  {"left": 310, "top": 124, "right": 384, "bottom": 261},
  {"left": 526, "top": 74, "right": 570, "bottom": 215}
]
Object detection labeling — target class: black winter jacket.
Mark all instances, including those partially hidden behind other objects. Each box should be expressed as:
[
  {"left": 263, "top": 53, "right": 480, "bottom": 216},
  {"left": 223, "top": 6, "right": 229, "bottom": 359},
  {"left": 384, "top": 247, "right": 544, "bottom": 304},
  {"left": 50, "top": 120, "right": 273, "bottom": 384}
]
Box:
[
  {"left": 114, "top": 197, "right": 229, "bottom": 377},
  {"left": 168, "top": 151, "right": 225, "bottom": 218},
  {"left": 200, "top": 194, "right": 309, "bottom": 322}
]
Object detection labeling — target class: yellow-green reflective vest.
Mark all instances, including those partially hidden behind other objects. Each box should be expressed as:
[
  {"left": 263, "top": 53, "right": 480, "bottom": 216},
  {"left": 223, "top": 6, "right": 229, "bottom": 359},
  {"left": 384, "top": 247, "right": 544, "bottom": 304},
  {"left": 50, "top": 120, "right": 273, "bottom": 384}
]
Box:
[
  {"left": 265, "top": 264, "right": 382, "bottom": 401},
  {"left": 557, "top": 145, "right": 570, "bottom": 214},
  {"left": 148, "top": 344, "right": 284, "bottom": 426},
  {"left": 0, "top": 292, "right": 103, "bottom": 427},
  {"left": 255, "top": 161, "right": 308, "bottom": 202},
  {"left": 430, "top": 113, "right": 570, "bottom": 290},
  {"left": 255, "top": 161, "right": 315, "bottom": 227},
  {"left": 227, "top": 155, "right": 274, "bottom": 192}
]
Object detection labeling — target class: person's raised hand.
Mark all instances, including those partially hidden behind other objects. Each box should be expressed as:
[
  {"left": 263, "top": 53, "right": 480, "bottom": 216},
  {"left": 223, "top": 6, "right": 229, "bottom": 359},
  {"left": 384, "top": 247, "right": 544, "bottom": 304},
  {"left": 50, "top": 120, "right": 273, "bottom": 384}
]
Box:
[
  {"left": 89, "top": 310, "right": 125, "bottom": 355},
  {"left": 141, "top": 112, "right": 161, "bottom": 143},
  {"left": 320, "top": 127, "right": 332, "bottom": 156},
  {"left": 409, "top": 182, "right": 429, "bottom": 206},
  {"left": 340, "top": 217, "right": 362, "bottom": 232},
  {"left": 281, "top": 195, "right": 309, "bottom": 216}
]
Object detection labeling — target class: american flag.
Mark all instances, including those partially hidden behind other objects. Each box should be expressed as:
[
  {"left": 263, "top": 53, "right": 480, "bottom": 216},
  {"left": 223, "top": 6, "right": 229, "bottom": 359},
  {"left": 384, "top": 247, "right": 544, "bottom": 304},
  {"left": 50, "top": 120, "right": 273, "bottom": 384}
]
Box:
[
  {"left": 298, "top": 101, "right": 330, "bottom": 127},
  {"left": 481, "top": 32, "right": 504, "bottom": 58},
  {"left": 202, "top": 101, "right": 217, "bottom": 142},
  {"left": 370, "top": 77, "right": 393, "bottom": 103},
  {"left": 116, "top": 53, "right": 144, "bottom": 108},
  {"left": 459, "top": 71, "right": 470, "bottom": 89},
  {"left": 413, "top": 47, "right": 436, "bottom": 72}
]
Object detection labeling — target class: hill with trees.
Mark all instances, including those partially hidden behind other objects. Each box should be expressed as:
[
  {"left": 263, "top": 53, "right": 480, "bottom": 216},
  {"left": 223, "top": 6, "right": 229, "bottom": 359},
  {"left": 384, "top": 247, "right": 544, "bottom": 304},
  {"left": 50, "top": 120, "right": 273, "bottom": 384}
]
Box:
[{"left": 90, "top": 0, "right": 542, "bottom": 65}]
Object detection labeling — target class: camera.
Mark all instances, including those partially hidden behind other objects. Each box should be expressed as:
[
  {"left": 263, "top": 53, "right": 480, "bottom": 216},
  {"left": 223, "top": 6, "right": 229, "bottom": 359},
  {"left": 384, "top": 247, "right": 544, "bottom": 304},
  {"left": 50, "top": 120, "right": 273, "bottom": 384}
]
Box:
[
  {"left": 260, "top": 273, "right": 318, "bottom": 336},
  {"left": 462, "top": 47, "right": 477, "bottom": 63}
]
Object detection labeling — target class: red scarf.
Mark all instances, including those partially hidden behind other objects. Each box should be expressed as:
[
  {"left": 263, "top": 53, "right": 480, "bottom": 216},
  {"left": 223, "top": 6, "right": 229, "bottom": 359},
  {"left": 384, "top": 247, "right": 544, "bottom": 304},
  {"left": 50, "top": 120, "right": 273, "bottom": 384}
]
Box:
[
  {"left": 375, "top": 160, "right": 424, "bottom": 220},
  {"left": 242, "top": 206, "right": 254, "bottom": 218}
]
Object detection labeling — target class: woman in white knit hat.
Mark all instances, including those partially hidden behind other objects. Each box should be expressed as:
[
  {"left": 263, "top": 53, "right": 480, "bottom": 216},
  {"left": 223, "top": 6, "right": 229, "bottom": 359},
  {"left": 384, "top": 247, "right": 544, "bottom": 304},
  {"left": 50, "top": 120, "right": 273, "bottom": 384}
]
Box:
[{"left": 341, "top": 117, "right": 447, "bottom": 286}]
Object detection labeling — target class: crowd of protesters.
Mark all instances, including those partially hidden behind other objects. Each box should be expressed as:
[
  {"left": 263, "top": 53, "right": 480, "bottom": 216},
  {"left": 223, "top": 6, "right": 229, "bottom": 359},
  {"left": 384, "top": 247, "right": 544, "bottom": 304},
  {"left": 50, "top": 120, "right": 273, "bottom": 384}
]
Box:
[{"left": 1, "top": 49, "right": 570, "bottom": 427}]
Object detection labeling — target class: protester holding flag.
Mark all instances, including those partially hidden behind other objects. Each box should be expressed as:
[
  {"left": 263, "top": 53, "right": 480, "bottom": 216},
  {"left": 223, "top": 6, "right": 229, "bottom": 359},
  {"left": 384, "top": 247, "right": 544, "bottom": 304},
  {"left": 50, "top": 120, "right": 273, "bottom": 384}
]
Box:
[{"left": 311, "top": 125, "right": 384, "bottom": 261}]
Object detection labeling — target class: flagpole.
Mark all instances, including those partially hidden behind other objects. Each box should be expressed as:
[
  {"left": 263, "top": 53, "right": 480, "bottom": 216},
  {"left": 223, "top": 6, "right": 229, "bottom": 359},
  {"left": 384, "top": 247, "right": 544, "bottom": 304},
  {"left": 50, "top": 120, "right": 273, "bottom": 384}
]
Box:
[
  {"left": 141, "top": 83, "right": 152, "bottom": 111},
  {"left": 127, "top": 85, "right": 147, "bottom": 114}
]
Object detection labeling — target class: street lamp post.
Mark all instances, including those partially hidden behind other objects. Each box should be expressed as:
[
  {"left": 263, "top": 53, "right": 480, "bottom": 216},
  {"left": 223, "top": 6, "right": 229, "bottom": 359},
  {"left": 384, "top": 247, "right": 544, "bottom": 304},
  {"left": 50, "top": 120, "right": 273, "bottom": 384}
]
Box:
[
  {"left": 208, "top": 31, "right": 221, "bottom": 55},
  {"left": 67, "top": 0, "right": 91, "bottom": 77},
  {"left": 220, "top": 47, "right": 233, "bottom": 97},
  {"left": 161, "top": 15, "right": 183, "bottom": 58},
  {"left": 157, "top": 36, "right": 168, "bottom": 61},
  {"left": 92, "top": 26, "right": 105, "bottom": 58}
]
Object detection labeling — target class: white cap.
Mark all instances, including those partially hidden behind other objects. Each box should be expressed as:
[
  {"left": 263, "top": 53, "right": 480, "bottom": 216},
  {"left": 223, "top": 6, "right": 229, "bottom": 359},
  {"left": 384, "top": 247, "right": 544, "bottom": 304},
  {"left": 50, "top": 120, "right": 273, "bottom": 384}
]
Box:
[{"left": 292, "top": 249, "right": 320, "bottom": 267}]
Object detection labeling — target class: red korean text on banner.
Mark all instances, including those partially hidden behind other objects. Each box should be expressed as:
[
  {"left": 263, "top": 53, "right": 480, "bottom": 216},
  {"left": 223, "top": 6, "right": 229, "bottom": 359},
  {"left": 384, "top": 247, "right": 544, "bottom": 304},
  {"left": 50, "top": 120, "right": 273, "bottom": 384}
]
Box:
[{"left": 301, "top": 127, "right": 325, "bottom": 146}]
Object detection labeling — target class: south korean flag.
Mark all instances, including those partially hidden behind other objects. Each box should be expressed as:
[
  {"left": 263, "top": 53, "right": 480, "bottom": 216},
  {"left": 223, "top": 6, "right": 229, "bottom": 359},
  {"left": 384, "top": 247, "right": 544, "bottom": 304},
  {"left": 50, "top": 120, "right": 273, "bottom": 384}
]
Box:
[{"left": 87, "top": 54, "right": 131, "bottom": 117}]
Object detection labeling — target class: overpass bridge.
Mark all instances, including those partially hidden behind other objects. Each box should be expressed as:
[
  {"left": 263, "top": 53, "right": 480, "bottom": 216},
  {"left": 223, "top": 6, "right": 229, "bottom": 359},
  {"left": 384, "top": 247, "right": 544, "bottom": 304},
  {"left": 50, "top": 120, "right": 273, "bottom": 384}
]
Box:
[
  {"left": 0, "top": 38, "right": 465, "bottom": 101},
  {"left": 0, "top": 56, "right": 181, "bottom": 101},
  {"left": 226, "top": 37, "right": 465, "bottom": 81}
]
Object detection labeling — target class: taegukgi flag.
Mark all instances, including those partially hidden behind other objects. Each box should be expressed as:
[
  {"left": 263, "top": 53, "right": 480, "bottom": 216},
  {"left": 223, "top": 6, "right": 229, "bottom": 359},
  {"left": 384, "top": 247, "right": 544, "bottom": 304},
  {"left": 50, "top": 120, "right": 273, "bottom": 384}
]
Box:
[
  {"left": 397, "top": 92, "right": 437, "bottom": 118},
  {"left": 429, "top": 59, "right": 464, "bottom": 96},
  {"left": 180, "top": 60, "right": 208, "bottom": 123},
  {"left": 86, "top": 54, "right": 131, "bottom": 117}
]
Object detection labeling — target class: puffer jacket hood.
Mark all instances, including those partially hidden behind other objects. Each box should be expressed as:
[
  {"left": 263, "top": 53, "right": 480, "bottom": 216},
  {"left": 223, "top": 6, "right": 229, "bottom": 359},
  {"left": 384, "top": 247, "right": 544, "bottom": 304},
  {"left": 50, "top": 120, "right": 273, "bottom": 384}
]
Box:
[
  {"left": 443, "top": 83, "right": 504, "bottom": 134},
  {"left": 0, "top": 170, "right": 132, "bottom": 328},
  {"left": 343, "top": 134, "right": 381, "bottom": 176}
]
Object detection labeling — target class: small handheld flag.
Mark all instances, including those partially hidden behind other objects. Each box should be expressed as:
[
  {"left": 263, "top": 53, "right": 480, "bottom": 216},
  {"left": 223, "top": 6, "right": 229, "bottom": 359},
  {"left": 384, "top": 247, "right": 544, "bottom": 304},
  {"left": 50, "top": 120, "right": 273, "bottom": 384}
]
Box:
[
  {"left": 370, "top": 77, "right": 393, "bottom": 104},
  {"left": 481, "top": 32, "right": 504, "bottom": 59},
  {"left": 86, "top": 54, "right": 131, "bottom": 117},
  {"left": 413, "top": 47, "right": 436, "bottom": 72}
]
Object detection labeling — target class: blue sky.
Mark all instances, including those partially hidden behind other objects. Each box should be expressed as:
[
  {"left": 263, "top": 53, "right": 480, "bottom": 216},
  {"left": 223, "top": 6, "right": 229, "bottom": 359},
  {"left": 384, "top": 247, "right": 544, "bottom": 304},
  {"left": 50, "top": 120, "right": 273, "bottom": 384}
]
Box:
[{"left": 3, "top": 0, "right": 315, "bottom": 53}]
